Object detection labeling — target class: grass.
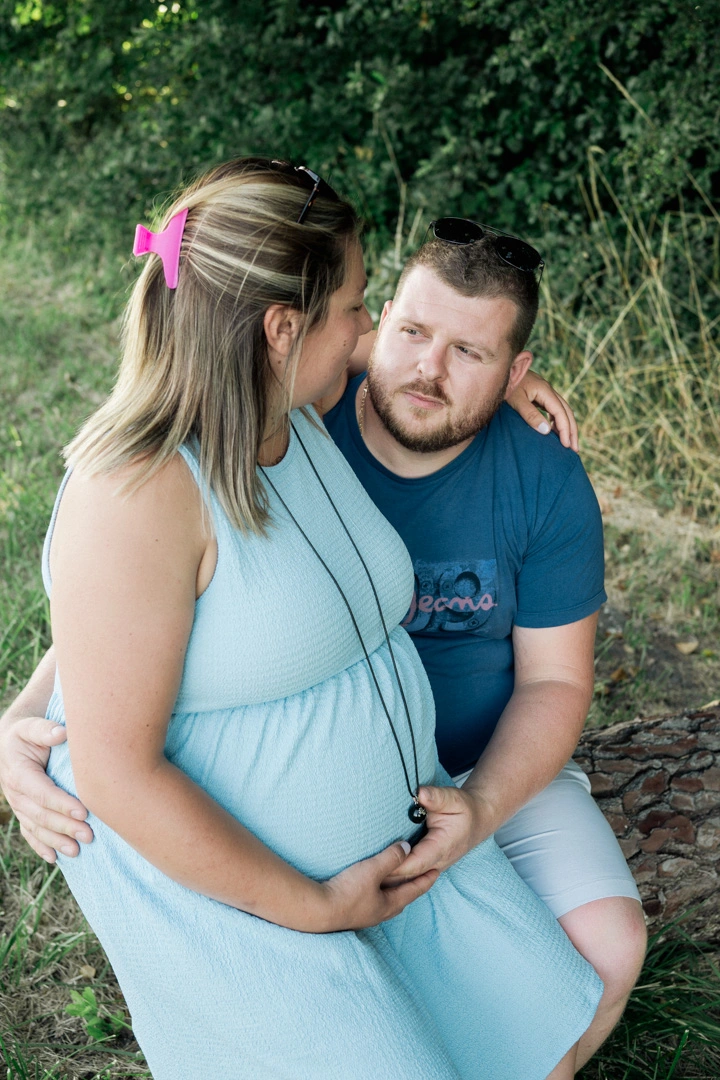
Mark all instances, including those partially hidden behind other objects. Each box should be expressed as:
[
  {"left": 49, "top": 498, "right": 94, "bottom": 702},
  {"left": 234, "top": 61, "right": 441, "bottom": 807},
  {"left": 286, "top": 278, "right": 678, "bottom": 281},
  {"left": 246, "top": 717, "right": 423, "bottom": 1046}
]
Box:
[
  {"left": 0, "top": 822, "right": 148, "bottom": 1078},
  {"left": 588, "top": 496, "right": 720, "bottom": 728},
  {"left": 0, "top": 233, "right": 121, "bottom": 709},
  {"left": 1, "top": 177, "right": 720, "bottom": 1075},
  {"left": 538, "top": 153, "right": 720, "bottom": 524}
]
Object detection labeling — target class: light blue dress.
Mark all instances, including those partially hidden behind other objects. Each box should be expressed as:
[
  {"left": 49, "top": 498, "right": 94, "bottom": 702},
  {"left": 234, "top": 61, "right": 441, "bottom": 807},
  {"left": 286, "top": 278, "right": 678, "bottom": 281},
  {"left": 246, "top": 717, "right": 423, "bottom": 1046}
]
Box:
[{"left": 43, "top": 408, "right": 602, "bottom": 1080}]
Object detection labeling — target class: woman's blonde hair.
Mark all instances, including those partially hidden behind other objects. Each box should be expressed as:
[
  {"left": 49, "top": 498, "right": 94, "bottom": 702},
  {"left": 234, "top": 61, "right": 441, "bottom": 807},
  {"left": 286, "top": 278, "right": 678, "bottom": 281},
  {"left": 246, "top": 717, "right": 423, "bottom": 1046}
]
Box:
[{"left": 65, "top": 157, "right": 360, "bottom": 532}]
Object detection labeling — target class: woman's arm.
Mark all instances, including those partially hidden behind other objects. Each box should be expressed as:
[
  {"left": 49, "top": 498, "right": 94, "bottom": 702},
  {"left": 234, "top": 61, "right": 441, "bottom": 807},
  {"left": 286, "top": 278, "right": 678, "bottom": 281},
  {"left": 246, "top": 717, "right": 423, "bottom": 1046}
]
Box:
[{"left": 49, "top": 458, "right": 434, "bottom": 932}]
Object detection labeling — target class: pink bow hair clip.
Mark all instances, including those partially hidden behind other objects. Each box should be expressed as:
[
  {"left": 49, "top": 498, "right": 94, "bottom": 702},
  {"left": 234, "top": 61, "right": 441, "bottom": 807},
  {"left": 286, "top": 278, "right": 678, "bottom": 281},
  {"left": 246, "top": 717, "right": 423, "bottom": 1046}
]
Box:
[{"left": 133, "top": 207, "right": 189, "bottom": 289}]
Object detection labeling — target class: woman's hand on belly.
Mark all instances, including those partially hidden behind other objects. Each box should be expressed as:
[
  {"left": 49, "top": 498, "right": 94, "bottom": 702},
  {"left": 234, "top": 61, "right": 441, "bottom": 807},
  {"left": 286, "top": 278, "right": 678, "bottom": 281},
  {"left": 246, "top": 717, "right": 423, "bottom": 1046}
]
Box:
[{"left": 317, "top": 840, "right": 439, "bottom": 932}]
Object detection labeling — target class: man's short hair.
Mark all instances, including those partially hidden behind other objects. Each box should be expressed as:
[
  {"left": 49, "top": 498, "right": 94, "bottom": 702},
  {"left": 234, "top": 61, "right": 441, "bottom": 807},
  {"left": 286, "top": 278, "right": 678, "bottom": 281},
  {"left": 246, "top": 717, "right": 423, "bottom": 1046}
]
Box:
[{"left": 396, "top": 235, "right": 539, "bottom": 356}]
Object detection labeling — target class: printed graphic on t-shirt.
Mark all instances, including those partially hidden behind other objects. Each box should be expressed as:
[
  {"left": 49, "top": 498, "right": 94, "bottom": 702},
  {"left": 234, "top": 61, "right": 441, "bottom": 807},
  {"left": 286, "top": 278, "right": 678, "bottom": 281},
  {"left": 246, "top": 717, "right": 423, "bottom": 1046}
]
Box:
[{"left": 401, "top": 560, "right": 498, "bottom": 634}]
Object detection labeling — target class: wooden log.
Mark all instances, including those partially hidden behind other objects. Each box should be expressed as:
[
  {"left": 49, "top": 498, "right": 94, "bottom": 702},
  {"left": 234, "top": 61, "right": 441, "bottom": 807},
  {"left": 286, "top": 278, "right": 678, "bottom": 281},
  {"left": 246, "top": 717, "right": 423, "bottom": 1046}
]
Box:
[{"left": 575, "top": 708, "right": 720, "bottom": 940}]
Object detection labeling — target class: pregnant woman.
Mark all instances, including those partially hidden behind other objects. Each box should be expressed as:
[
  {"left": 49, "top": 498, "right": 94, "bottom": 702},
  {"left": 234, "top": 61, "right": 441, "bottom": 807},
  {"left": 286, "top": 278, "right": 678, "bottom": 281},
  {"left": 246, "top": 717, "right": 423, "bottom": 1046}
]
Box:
[{"left": 16, "top": 158, "right": 600, "bottom": 1077}]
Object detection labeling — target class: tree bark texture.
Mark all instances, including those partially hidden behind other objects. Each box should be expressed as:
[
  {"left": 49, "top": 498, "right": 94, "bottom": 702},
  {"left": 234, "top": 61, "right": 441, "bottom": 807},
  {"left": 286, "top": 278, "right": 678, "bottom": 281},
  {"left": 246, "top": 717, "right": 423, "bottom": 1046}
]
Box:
[{"left": 575, "top": 708, "right": 720, "bottom": 941}]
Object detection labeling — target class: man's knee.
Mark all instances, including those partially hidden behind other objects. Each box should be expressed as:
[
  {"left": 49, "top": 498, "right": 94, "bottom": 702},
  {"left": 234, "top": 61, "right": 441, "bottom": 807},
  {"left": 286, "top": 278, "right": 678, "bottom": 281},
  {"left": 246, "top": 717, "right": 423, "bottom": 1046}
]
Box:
[{"left": 559, "top": 896, "right": 647, "bottom": 1003}]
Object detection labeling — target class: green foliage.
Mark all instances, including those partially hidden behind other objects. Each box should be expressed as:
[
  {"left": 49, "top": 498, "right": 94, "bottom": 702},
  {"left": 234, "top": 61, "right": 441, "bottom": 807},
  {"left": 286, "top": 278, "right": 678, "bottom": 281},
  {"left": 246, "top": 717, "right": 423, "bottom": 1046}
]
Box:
[
  {"left": 65, "top": 987, "right": 131, "bottom": 1042},
  {"left": 0, "top": 0, "right": 718, "bottom": 253}
]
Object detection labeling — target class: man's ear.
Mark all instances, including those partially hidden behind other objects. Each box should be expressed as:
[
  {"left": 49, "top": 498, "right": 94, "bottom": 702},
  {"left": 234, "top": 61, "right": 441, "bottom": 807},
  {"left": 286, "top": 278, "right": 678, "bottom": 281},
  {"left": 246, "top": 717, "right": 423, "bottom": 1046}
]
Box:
[
  {"left": 378, "top": 299, "right": 393, "bottom": 329},
  {"left": 263, "top": 304, "right": 304, "bottom": 358},
  {"left": 504, "top": 350, "right": 534, "bottom": 398}
]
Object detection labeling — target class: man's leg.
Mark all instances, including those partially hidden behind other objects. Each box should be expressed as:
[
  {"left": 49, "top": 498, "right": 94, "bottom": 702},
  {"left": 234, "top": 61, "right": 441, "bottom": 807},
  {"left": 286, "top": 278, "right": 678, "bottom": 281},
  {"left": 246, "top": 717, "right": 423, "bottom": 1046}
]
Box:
[
  {"left": 482, "top": 762, "right": 647, "bottom": 1071},
  {"left": 559, "top": 896, "right": 646, "bottom": 1068}
]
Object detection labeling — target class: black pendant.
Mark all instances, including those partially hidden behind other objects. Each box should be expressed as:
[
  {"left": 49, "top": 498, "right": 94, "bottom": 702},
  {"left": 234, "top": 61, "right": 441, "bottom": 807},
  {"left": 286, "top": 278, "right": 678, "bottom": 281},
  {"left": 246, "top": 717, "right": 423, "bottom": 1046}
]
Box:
[{"left": 408, "top": 802, "right": 427, "bottom": 824}]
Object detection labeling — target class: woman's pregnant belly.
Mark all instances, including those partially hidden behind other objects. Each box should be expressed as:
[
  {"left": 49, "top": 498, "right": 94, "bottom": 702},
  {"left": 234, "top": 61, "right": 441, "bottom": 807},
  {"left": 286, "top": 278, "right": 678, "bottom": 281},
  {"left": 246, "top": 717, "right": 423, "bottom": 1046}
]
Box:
[{"left": 47, "top": 631, "right": 438, "bottom": 880}]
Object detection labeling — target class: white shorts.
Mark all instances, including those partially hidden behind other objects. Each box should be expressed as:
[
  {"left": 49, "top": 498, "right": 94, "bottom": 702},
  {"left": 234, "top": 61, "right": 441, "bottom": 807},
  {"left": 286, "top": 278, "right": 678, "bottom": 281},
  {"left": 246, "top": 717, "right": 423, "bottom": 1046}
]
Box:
[{"left": 453, "top": 760, "right": 641, "bottom": 920}]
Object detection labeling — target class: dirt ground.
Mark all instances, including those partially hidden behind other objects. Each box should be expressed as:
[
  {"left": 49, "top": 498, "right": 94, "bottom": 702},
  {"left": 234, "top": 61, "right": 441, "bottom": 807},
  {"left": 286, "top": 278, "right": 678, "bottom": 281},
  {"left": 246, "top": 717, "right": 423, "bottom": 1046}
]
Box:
[{"left": 589, "top": 481, "right": 720, "bottom": 728}]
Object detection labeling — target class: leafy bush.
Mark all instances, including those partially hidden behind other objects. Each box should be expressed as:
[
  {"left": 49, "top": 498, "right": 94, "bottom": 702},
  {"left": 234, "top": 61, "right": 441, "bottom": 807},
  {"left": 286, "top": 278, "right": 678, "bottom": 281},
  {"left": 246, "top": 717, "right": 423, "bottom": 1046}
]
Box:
[{"left": 1, "top": 0, "right": 718, "bottom": 254}]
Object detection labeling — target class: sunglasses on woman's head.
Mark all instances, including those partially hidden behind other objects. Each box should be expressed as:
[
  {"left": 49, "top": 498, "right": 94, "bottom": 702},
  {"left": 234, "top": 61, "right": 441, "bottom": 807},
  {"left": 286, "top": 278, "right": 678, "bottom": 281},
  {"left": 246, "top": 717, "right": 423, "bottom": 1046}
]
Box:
[
  {"left": 430, "top": 217, "right": 544, "bottom": 279},
  {"left": 270, "top": 161, "right": 339, "bottom": 224}
]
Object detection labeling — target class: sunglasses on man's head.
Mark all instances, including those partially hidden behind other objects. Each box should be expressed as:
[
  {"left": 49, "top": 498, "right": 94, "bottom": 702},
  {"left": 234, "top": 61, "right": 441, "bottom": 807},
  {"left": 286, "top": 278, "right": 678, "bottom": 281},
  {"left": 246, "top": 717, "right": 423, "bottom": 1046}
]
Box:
[
  {"left": 270, "top": 161, "right": 339, "bottom": 224},
  {"left": 430, "top": 217, "right": 544, "bottom": 279}
]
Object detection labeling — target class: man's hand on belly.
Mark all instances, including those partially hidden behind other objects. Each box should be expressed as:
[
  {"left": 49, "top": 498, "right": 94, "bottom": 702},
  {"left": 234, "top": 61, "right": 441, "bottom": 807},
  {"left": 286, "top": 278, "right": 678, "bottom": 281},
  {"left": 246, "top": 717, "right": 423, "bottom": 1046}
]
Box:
[
  {"left": 381, "top": 784, "right": 491, "bottom": 885},
  {"left": 0, "top": 645, "right": 93, "bottom": 863}
]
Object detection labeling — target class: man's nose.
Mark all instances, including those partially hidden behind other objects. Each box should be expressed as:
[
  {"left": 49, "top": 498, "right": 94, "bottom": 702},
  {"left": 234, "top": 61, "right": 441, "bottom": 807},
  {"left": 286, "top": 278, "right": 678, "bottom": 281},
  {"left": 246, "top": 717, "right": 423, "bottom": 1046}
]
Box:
[{"left": 417, "top": 342, "right": 447, "bottom": 382}]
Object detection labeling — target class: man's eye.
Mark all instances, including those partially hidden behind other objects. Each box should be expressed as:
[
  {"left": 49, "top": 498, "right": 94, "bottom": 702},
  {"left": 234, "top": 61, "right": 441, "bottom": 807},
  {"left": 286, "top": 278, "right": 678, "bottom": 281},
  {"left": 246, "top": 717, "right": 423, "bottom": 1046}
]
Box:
[
  {"left": 457, "top": 345, "right": 479, "bottom": 359},
  {"left": 404, "top": 327, "right": 420, "bottom": 336}
]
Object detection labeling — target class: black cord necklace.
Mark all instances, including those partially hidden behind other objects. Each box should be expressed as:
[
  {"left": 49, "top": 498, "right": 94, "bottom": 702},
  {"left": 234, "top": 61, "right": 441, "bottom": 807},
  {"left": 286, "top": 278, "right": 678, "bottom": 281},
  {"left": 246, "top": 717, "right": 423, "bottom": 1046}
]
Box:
[{"left": 260, "top": 421, "right": 427, "bottom": 826}]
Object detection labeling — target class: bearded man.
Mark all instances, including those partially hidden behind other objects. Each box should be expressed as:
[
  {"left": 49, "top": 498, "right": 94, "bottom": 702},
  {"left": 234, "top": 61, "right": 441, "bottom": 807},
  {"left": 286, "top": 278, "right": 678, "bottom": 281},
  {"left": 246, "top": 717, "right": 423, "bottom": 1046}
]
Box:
[{"left": 316, "top": 226, "right": 646, "bottom": 1069}]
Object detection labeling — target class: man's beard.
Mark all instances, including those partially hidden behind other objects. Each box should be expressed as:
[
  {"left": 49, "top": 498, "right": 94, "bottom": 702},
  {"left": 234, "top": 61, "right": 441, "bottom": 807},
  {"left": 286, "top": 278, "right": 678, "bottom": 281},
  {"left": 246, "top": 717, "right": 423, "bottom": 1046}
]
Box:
[{"left": 366, "top": 367, "right": 509, "bottom": 454}]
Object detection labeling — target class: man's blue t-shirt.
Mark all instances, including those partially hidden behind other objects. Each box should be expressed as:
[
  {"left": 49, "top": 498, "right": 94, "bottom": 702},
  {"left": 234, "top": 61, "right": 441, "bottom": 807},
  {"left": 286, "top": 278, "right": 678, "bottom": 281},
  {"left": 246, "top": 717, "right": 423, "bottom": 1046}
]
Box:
[{"left": 324, "top": 374, "right": 606, "bottom": 776}]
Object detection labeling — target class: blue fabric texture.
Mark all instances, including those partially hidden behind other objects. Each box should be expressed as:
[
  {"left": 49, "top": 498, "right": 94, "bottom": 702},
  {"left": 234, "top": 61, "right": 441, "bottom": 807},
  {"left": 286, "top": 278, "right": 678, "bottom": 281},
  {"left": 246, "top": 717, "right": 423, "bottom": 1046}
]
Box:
[
  {"left": 44, "top": 407, "right": 602, "bottom": 1079},
  {"left": 324, "top": 376, "right": 607, "bottom": 775}
]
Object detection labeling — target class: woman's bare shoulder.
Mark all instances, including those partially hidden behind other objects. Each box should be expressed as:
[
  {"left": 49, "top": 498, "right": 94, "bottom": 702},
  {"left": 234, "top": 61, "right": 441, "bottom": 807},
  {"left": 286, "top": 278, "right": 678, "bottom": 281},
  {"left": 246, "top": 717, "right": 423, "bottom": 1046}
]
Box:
[
  {"left": 63, "top": 452, "right": 204, "bottom": 517},
  {"left": 52, "top": 453, "right": 209, "bottom": 577}
]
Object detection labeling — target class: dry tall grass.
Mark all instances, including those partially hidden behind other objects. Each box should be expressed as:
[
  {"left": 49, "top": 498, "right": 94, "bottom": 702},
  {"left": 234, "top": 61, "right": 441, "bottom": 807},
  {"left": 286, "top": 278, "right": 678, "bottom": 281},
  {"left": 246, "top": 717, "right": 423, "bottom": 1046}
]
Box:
[{"left": 539, "top": 153, "right": 720, "bottom": 522}]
